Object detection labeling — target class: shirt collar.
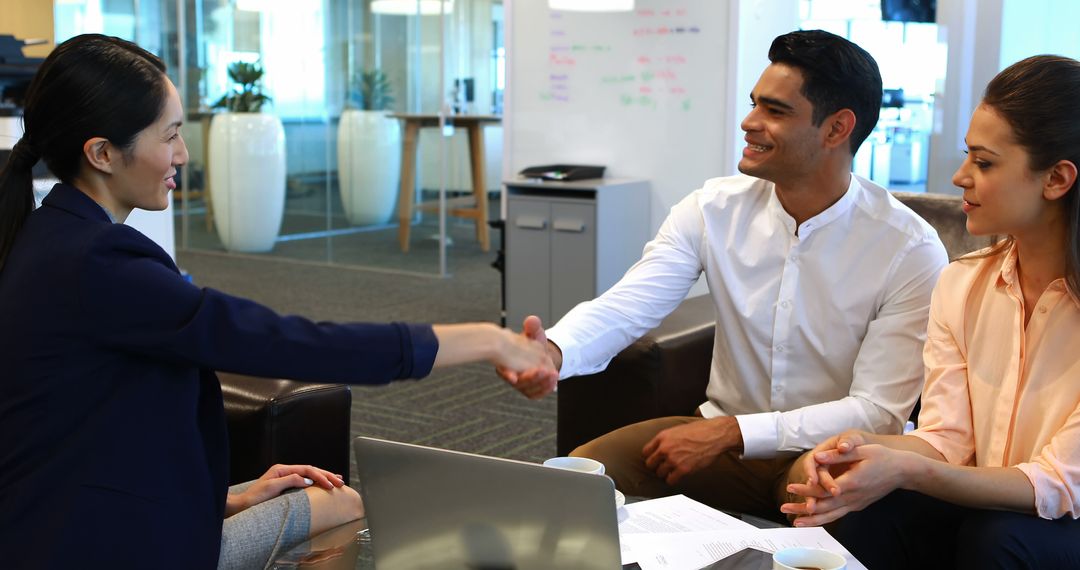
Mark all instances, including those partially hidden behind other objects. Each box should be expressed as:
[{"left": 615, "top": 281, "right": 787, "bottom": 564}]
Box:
[
  {"left": 1066, "top": 285, "right": 1080, "bottom": 308},
  {"left": 39, "top": 183, "right": 114, "bottom": 224},
  {"left": 996, "top": 241, "right": 1080, "bottom": 308},
  {"left": 997, "top": 243, "right": 1019, "bottom": 289},
  {"left": 767, "top": 174, "right": 859, "bottom": 240}
]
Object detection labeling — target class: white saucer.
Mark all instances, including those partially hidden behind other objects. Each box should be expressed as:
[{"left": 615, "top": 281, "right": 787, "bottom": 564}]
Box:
[{"left": 614, "top": 490, "right": 625, "bottom": 508}]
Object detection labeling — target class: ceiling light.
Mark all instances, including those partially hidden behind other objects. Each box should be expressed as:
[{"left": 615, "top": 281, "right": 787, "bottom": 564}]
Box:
[
  {"left": 549, "top": 0, "right": 634, "bottom": 11},
  {"left": 371, "top": 0, "right": 453, "bottom": 15}
]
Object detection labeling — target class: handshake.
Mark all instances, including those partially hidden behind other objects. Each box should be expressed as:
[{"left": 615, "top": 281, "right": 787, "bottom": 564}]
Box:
[{"left": 492, "top": 316, "right": 562, "bottom": 400}]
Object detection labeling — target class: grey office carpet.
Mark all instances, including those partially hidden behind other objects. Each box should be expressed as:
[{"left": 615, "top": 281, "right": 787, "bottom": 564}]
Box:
[{"left": 177, "top": 247, "right": 558, "bottom": 487}]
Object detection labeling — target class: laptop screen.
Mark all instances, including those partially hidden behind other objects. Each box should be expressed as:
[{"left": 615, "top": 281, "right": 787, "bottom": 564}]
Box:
[{"left": 354, "top": 437, "right": 622, "bottom": 570}]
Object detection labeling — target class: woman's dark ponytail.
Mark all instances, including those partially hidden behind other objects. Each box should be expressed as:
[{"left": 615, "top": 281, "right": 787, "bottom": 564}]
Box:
[
  {"left": 0, "top": 34, "right": 167, "bottom": 272},
  {"left": 0, "top": 137, "right": 39, "bottom": 270}
]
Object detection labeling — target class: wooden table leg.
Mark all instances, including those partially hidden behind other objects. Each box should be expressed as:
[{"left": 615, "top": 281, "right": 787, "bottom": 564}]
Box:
[
  {"left": 202, "top": 115, "right": 214, "bottom": 232},
  {"left": 466, "top": 123, "right": 490, "bottom": 252},
  {"left": 397, "top": 121, "right": 420, "bottom": 252}
]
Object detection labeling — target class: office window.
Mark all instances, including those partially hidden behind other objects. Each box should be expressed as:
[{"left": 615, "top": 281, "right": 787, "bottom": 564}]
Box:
[{"left": 52, "top": 0, "right": 505, "bottom": 276}]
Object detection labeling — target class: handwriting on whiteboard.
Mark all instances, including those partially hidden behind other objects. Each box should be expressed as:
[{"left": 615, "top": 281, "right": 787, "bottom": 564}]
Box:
[{"left": 540, "top": 6, "right": 698, "bottom": 111}]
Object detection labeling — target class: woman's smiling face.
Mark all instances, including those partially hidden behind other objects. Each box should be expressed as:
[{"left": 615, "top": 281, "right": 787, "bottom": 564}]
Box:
[
  {"left": 106, "top": 78, "right": 188, "bottom": 215},
  {"left": 952, "top": 104, "right": 1053, "bottom": 239}
]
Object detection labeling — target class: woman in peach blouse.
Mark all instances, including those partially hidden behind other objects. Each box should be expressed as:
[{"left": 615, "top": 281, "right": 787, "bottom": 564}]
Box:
[{"left": 782, "top": 55, "right": 1080, "bottom": 569}]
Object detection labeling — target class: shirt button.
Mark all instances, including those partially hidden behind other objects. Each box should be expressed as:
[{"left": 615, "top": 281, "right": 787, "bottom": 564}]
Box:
[
  {"left": 775, "top": 345, "right": 786, "bottom": 352},
  {"left": 789, "top": 254, "right": 797, "bottom": 262},
  {"left": 781, "top": 300, "right": 791, "bottom": 309},
  {"left": 1039, "top": 306, "right": 1048, "bottom": 314}
]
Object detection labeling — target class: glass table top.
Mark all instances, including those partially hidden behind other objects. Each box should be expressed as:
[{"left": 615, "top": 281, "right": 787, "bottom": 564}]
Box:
[{"left": 267, "top": 497, "right": 783, "bottom": 569}]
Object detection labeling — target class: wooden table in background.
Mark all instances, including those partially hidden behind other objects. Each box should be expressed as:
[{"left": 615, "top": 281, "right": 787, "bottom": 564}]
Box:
[
  {"left": 389, "top": 113, "right": 501, "bottom": 252},
  {"left": 185, "top": 111, "right": 215, "bottom": 231}
]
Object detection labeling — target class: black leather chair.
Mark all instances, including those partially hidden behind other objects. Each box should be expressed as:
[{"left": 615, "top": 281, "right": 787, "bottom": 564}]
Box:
[
  {"left": 557, "top": 191, "right": 994, "bottom": 455},
  {"left": 556, "top": 294, "right": 715, "bottom": 455},
  {"left": 219, "top": 373, "right": 352, "bottom": 485}
]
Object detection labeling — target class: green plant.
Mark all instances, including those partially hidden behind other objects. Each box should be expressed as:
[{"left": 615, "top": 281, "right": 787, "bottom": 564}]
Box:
[
  {"left": 212, "top": 61, "right": 271, "bottom": 113},
  {"left": 347, "top": 69, "right": 395, "bottom": 111}
]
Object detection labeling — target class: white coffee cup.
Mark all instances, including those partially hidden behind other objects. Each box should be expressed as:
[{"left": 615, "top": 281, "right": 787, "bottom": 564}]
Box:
[
  {"left": 542, "top": 456, "right": 605, "bottom": 476},
  {"left": 773, "top": 547, "right": 846, "bottom": 570}
]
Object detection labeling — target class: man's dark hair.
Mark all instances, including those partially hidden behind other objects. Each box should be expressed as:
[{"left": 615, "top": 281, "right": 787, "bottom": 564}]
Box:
[{"left": 768, "top": 30, "right": 882, "bottom": 155}]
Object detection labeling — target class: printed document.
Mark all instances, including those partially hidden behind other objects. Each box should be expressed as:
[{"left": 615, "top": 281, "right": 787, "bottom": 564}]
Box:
[{"left": 617, "top": 495, "right": 865, "bottom": 569}]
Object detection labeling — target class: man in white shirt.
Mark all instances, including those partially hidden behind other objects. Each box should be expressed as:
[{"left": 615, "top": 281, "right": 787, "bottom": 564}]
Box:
[{"left": 503, "top": 30, "right": 949, "bottom": 521}]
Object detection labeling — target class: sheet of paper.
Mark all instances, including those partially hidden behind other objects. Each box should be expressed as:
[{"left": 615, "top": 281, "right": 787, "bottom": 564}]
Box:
[
  {"left": 619, "top": 495, "right": 758, "bottom": 534},
  {"left": 617, "top": 495, "right": 757, "bottom": 564},
  {"left": 632, "top": 527, "right": 867, "bottom": 570}
]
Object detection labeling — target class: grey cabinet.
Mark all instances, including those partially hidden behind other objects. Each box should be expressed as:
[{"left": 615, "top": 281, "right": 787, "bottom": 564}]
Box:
[{"left": 504, "top": 178, "right": 650, "bottom": 329}]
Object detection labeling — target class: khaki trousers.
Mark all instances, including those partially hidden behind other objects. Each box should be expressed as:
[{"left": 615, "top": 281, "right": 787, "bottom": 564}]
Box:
[{"left": 570, "top": 416, "right": 802, "bottom": 524}]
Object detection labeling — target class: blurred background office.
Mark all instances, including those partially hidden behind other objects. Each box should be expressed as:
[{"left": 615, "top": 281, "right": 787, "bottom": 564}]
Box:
[
  {"left": 5, "top": 0, "right": 1080, "bottom": 276},
  {"left": 2, "top": 0, "right": 1080, "bottom": 467}
]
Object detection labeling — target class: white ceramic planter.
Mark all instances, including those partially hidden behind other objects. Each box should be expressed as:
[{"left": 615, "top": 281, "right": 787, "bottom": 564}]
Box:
[
  {"left": 208, "top": 113, "right": 286, "bottom": 252},
  {"left": 337, "top": 109, "right": 401, "bottom": 226}
]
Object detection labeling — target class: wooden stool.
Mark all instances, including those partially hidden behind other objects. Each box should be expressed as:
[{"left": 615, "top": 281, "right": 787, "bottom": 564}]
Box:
[{"left": 390, "top": 113, "right": 501, "bottom": 252}]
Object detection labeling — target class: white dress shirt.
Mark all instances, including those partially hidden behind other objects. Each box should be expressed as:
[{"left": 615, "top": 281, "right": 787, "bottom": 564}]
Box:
[{"left": 547, "top": 174, "right": 949, "bottom": 458}]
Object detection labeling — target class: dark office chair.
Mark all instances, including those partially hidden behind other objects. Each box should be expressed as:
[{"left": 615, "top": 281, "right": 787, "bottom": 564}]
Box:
[{"left": 219, "top": 373, "right": 352, "bottom": 485}]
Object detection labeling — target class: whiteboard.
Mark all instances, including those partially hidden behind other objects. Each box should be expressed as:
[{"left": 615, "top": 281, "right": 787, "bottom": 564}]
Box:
[{"left": 505, "top": 1, "right": 733, "bottom": 233}]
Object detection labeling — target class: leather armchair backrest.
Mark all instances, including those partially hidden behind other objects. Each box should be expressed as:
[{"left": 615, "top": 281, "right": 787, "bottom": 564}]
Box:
[
  {"left": 893, "top": 191, "right": 995, "bottom": 259},
  {"left": 219, "top": 373, "right": 352, "bottom": 485}
]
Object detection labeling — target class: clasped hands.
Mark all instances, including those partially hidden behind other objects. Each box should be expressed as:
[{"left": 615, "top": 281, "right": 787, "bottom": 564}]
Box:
[
  {"left": 494, "top": 316, "right": 560, "bottom": 400},
  {"left": 781, "top": 430, "right": 909, "bottom": 527}
]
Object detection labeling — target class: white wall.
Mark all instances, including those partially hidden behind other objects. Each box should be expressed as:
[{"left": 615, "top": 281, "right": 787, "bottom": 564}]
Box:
[
  {"left": 503, "top": 0, "right": 800, "bottom": 298},
  {"left": 999, "top": 0, "right": 1080, "bottom": 68},
  {"left": 127, "top": 204, "right": 176, "bottom": 260},
  {"left": 928, "top": 0, "right": 1080, "bottom": 196},
  {"left": 725, "top": 0, "right": 801, "bottom": 176},
  {"left": 505, "top": 0, "right": 800, "bottom": 237}
]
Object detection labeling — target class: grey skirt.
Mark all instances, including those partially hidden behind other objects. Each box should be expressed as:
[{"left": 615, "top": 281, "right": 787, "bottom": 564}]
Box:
[{"left": 218, "top": 480, "right": 312, "bottom": 570}]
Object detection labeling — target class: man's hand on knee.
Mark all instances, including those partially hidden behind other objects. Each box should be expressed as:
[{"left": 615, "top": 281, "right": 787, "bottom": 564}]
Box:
[{"left": 641, "top": 417, "right": 743, "bottom": 485}]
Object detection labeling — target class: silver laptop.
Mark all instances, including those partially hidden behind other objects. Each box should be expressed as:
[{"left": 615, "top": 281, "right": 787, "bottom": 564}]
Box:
[{"left": 353, "top": 436, "right": 622, "bottom": 570}]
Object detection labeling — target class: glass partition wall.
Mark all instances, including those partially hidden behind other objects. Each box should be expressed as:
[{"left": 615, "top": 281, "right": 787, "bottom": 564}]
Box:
[{"left": 55, "top": 0, "right": 505, "bottom": 277}]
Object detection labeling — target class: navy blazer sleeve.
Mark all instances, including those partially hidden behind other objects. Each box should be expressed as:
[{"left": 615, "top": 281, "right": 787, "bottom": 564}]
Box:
[{"left": 78, "top": 222, "right": 438, "bottom": 382}]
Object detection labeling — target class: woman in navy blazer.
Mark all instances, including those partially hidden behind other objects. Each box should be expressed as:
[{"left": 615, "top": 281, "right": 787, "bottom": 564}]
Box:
[{"left": 0, "top": 35, "right": 557, "bottom": 569}]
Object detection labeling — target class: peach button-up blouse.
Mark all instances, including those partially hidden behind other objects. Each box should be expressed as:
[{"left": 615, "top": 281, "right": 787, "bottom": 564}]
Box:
[{"left": 910, "top": 244, "right": 1080, "bottom": 519}]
